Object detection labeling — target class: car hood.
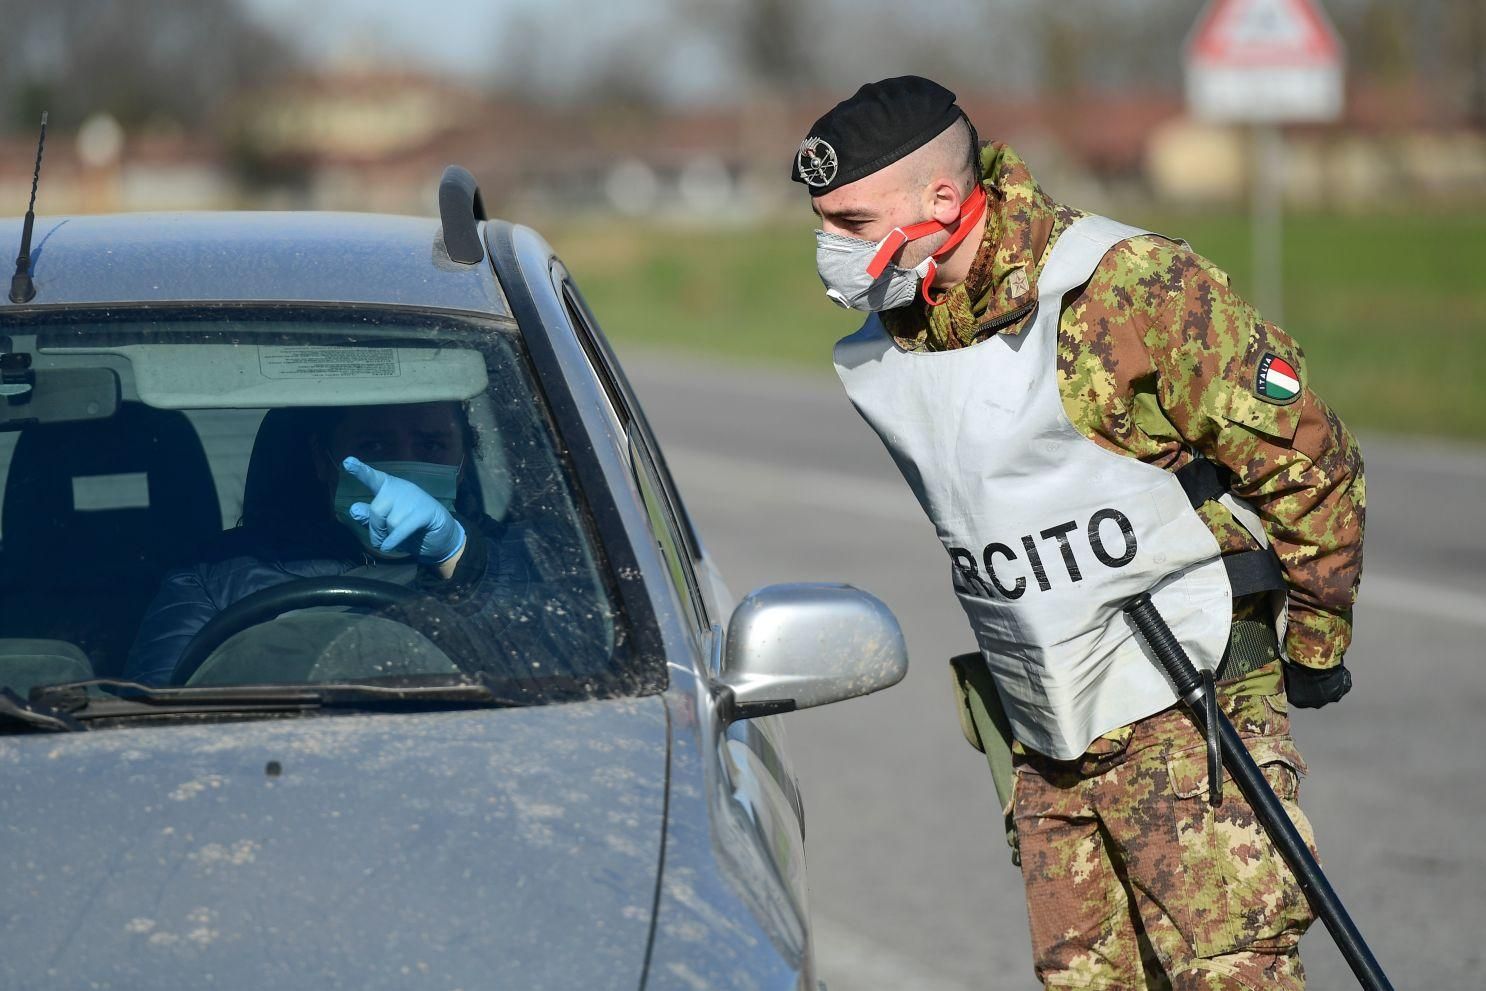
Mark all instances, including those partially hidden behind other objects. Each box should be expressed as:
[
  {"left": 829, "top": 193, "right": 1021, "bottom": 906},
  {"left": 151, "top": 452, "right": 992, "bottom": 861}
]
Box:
[{"left": 0, "top": 694, "right": 669, "bottom": 990}]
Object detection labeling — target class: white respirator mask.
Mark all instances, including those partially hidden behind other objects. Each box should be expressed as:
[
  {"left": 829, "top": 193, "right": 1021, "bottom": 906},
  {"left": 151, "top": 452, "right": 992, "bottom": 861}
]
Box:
[{"left": 814, "top": 183, "right": 987, "bottom": 312}]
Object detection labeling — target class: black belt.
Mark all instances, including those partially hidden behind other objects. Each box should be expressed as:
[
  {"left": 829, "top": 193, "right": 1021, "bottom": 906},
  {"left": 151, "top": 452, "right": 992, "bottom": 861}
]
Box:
[
  {"left": 1175, "top": 456, "right": 1287, "bottom": 683},
  {"left": 1175, "top": 457, "right": 1287, "bottom": 598},
  {"left": 1224, "top": 549, "right": 1286, "bottom": 598}
]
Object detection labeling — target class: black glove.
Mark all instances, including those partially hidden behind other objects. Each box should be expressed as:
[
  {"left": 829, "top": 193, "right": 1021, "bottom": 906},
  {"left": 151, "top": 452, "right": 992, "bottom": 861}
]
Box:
[{"left": 1284, "top": 661, "right": 1352, "bottom": 709}]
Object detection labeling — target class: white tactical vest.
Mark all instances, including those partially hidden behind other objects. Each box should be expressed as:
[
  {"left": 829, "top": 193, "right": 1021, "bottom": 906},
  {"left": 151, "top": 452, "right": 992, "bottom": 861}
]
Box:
[{"left": 835, "top": 215, "right": 1267, "bottom": 759}]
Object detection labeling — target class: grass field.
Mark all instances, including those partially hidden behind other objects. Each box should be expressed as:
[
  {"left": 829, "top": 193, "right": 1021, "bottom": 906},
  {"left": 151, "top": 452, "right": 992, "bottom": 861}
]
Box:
[{"left": 548, "top": 208, "right": 1486, "bottom": 439}]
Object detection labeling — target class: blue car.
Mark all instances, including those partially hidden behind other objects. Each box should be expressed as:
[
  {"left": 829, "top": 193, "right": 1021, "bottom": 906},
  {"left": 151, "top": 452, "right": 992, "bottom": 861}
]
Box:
[{"left": 0, "top": 167, "right": 907, "bottom": 990}]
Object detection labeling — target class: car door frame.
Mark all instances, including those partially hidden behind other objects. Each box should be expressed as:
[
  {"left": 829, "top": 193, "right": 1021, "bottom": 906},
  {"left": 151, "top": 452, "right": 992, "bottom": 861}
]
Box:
[
  {"left": 488, "top": 219, "right": 815, "bottom": 982},
  {"left": 544, "top": 252, "right": 813, "bottom": 939}
]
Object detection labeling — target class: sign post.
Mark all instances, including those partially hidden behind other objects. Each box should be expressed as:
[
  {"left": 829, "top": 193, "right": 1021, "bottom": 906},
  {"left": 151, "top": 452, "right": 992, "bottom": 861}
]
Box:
[{"left": 1184, "top": 0, "right": 1345, "bottom": 325}]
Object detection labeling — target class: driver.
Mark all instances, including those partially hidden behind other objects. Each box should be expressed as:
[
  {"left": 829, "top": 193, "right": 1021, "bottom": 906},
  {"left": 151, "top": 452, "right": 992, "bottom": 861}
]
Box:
[{"left": 125, "top": 401, "right": 574, "bottom": 686}]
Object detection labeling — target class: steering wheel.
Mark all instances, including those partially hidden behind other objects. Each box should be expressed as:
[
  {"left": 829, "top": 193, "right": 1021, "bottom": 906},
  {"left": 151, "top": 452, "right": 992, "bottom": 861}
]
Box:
[{"left": 170, "top": 576, "right": 484, "bottom": 685}]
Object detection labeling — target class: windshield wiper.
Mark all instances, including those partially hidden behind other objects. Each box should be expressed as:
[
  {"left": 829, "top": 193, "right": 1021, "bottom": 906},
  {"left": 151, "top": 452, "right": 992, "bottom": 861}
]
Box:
[
  {"left": 0, "top": 687, "right": 85, "bottom": 732},
  {"left": 29, "top": 678, "right": 520, "bottom": 720}
]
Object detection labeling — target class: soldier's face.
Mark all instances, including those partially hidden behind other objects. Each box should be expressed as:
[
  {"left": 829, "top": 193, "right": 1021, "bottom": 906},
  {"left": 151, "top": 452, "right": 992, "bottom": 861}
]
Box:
[{"left": 811, "top": 162, "right": 951, "bottom": 269}]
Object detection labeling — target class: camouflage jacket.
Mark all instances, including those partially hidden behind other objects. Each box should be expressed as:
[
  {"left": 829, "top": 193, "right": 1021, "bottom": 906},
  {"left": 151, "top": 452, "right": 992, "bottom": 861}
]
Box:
[{"left": 882, "top": 143, "right": 1364, "bottom": 672}]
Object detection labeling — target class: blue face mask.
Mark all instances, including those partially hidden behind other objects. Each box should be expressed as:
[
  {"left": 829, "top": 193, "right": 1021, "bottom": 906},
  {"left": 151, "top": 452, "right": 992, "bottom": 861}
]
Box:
[{"left": 333, "top": 460, "right": 460, "bottom": 559}]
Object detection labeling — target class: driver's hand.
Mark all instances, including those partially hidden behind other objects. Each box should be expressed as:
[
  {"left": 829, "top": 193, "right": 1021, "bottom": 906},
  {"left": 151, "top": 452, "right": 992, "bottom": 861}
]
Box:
[{"left": 342, "top": 457, "right": 467, "bottom": 566}]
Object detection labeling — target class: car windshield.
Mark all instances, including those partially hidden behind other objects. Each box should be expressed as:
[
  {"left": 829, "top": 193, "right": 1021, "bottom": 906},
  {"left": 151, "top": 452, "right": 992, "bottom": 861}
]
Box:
[{"left": 0, "top": 305, "right": 653, "bottom": 713}]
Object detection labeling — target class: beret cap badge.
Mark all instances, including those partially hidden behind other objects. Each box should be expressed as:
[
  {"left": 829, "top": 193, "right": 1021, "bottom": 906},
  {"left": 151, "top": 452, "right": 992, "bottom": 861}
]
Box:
[
  {"left": 790, "top": 75, "right": 963, "bottom": 195},
  {"left": 796, "top": 136, "right": 838, "bottom": 188}
]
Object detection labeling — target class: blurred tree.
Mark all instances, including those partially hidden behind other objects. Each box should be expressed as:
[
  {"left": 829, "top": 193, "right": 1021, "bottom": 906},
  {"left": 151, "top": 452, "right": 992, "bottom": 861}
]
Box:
[
  {"left": 1038, "top": 6, "right": 1086, "bottom": 98},
  {"left": 1459, "top": 0, "right": 1486, "bottom": 126},
  {"left": 732, "top": 0, "right": 812, "bottom": 94},
  {"left": 488, "top": 0, "right": 676, "bottom": 107},
  {"left": 0, "top": 0, "right": 294, "bottom": 135},
  {"left": 1358, "top": 0, "right": 1415, "bottom": 84},
  {"left": 1019, "top": 1, "right": 1190, "bottom": 95},
  {"left": 724, "top": 0, "right": 1034, "bottom": 98}
]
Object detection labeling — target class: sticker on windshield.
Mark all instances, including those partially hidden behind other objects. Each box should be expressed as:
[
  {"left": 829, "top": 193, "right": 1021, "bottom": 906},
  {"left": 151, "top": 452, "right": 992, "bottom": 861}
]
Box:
[{"left": 259, "top": 346, "right": 400, "bottom": 379}]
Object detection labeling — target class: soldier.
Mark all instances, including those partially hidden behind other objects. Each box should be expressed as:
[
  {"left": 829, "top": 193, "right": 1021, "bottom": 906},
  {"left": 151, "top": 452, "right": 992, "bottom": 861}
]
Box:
[{"left": 794, "top": 76, "right": 1363, "bottom": 989}]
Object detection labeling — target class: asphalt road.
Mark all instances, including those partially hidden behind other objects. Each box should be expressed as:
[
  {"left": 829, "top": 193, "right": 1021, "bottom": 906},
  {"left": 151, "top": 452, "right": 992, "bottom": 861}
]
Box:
[{"left": 623, "top": 352, "right": 1486, "bottom": 991}]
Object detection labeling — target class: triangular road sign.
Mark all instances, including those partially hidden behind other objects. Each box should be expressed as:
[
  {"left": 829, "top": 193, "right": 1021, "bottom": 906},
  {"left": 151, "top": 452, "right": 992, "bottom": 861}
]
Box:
[
  {"left": 1188, "top": 0, "right": 1342, "bottom": 67},
  {"left": 1185, "top": 0, "right": 1344, "bottom": 121}
]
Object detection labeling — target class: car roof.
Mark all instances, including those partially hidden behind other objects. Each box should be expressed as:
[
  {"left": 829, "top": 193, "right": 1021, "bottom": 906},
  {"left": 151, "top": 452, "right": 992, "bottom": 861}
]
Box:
[{"left": 0, "top": 211, "right": 511, "bottom": 316}]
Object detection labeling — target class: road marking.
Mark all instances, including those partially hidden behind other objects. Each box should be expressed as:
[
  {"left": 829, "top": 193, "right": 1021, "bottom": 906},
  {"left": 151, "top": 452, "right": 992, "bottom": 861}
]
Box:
[
  {"left": 811, "top": 915, "right": 970, "bottom": 991},
  {"left": 625, "top": 354, "right": 1486, "bottom": 480},
  {"left": 1353, "top": 575, "right": 1486, "bottom": 629},
  {"left": 667, "top": 446, "right": 910, "bottom": 521},
  {"left": 1356, "top": 437, "right": 1486, "bottom": 480},
  {"left": 665, "top": 444, "right": 1486, "bottom": 629}
]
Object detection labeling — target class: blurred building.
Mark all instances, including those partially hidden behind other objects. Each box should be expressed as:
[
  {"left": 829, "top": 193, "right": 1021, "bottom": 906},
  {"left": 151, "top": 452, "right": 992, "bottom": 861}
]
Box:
[
  {"left": 2, "top": 65, "right": 1483, "bottom": 222},
  {"left": 0, "top": 123, "right": 231, "bottom": 217},
  {"left": 1147, "top": 82, "right": 1486, "bottom": 207}
]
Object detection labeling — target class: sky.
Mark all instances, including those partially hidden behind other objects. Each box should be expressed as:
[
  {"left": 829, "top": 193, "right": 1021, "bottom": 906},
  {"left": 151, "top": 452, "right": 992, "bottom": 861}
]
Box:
[
  {"left": 239, "top": 0, "right": 739, "bottom": 101},
  {"left": 233, "top": 0, "right": 1077, "bottom": 105},
  {"left": 230, "top": 0, "right": 1450, "bottom": 112},
  {"left": 243, "top": 0, "right": 512, "bottom": 71}
]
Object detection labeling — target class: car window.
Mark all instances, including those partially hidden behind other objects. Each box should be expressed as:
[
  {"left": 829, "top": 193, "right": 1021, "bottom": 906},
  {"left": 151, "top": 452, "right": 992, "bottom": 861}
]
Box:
[
  {"left": 630, "top": 434, "right": 709, "bottom": 634},
  {"left": 556, "top": 271, "right": 710, "bottom": 632},
  {"left": 0, "top": 306, "right": 659, "bottom": 709},
  {"left": 558, "top": 278, "right": 632, "bottom": 437},
  {"left": 556, "top": 274, "right": 705, "bottom": 565}
]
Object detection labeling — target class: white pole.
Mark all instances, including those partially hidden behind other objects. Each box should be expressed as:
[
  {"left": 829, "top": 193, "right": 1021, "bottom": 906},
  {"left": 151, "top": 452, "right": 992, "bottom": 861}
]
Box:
[{"left": 1251, "top": 125, "right": 1285, "bottom": 326}]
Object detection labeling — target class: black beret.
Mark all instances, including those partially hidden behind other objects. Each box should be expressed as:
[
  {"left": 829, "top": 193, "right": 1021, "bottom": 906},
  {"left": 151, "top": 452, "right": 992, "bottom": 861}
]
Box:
[{"left": 791, "top": 75, "right": 963, "bottom": 196}]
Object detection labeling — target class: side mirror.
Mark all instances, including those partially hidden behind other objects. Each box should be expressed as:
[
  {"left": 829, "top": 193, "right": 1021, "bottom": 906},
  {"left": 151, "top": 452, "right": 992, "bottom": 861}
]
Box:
[{"left": 718, "top": 583, "right": 908, "bottom": 721}]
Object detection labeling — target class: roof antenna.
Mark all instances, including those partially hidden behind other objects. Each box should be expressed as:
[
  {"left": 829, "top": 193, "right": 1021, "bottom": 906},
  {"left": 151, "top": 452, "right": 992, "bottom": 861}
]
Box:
[{"left": 9, "top": 111, "right": 48, "bottom": 305}]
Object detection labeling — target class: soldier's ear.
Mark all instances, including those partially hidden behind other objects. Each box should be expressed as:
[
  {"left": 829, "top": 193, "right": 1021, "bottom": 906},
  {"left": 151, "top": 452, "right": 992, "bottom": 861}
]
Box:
[{"left": 926, "top": 177, "right": 966, "bottom": 225}]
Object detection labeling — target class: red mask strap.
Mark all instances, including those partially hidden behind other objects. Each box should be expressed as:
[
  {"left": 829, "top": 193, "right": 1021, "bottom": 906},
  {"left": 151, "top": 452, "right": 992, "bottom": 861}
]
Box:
[
  {"left": 931, "top": 184, "right": 987, "bottom": 263},
  {"left": 922, "top": 184, "right": 988, "bottom": 305},
  {"left": 917, "top": 259, "right": 940, "bottom": 304},
  {"left": 866, "top": 222, "right": 936, "bottom": 279},
  {"left": 863, "top": 183, "right": 989, "bottom": 295}
]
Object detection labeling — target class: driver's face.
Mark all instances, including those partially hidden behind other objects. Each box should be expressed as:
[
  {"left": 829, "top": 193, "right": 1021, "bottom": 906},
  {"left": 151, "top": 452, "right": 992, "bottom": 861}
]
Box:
[
  {"left": 326, "top": 402, "right": 467, "bottom": 467},
  {"left": 313, "top": 402, "right": 469, "bottom": 497}
]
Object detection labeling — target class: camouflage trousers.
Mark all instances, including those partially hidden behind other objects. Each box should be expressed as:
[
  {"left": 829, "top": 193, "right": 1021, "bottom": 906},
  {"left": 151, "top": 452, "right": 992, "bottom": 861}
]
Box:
[{"left": 1012, "top": 689, "right": 1318, "bottom": 990}]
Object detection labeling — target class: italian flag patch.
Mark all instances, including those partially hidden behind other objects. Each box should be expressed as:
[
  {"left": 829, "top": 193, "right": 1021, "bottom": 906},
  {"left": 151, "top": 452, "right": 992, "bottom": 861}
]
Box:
[{"left": 1256, "top": 352, "right": 1301, "bottom": 405}]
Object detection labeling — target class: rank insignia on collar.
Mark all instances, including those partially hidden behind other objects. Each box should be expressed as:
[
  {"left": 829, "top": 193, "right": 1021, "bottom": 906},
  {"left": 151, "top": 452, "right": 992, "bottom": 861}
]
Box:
[
  {"left": 1256, "top": 352, "right": 1301, "bottom": 405},
  {"left": 1007, "top": 267, "right": 1029, "bottom": 299}
]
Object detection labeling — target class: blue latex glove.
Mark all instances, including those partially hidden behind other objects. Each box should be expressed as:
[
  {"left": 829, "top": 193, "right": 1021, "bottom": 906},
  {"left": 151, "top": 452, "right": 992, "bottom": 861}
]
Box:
[{"left": 342, "top": 456, "right": 466, "bottom": 565}]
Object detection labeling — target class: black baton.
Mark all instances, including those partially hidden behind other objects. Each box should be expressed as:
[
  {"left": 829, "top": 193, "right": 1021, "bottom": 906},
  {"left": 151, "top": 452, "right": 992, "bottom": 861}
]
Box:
[{"left": 1124, "top": 593, "right": 1393, "bottom": 991}]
